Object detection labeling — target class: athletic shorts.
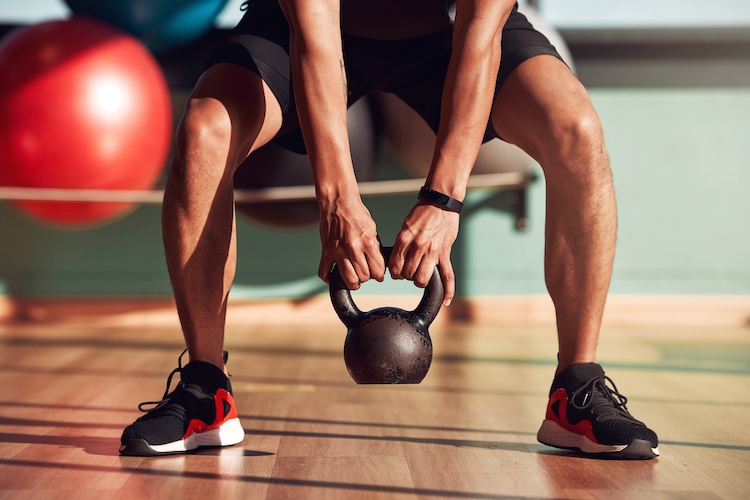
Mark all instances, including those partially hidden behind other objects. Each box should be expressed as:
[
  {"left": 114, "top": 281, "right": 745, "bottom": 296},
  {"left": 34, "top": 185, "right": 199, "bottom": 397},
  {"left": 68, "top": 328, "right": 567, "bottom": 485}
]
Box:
[{"left": 205, "top": 1, "right": 563, "bottom": 154}]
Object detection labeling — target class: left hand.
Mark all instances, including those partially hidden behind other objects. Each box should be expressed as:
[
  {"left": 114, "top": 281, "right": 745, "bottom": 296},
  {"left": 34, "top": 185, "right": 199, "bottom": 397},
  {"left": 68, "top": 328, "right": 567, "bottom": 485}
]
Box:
[{"left": 389, "top": 200, "right": 459, "bottom": 306}]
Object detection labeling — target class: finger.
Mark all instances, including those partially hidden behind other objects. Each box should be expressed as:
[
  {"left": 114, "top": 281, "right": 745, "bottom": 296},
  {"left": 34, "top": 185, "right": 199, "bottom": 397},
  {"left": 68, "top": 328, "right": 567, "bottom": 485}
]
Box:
[
  {"left": 364, "top": 240, "right": 386, "bottom": 282},
  {"left": 413, "top": 254, "right": 436, "bottom": 289},
  {"left": 438, "top": 259, "right": 455, "bottom": 306},
  {"left": 318, "top": 254, "right": 334, "bottom": 284},
  {"left": 339, "top": 258, "right": 361, "bottom": 290},
  {"left": 348, "top": 246, "right": 372, "bottom": 285},
  {"left": 389, "top": 239, "right": 408, "bottom": 280},
  {"left": 400, "top": 245, "right": 423, "bottom": 281}
]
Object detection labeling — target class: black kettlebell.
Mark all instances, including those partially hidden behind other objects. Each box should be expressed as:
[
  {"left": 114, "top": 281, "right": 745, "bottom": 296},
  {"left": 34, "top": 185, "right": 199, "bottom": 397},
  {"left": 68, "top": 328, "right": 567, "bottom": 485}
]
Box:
[{"left": 329, "top": 247, "right": 443, "bottom": 384}]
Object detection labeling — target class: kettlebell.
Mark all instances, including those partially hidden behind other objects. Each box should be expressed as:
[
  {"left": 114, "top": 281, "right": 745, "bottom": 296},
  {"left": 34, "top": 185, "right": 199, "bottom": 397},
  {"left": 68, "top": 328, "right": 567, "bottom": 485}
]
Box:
[{"left": 329, "top": 247, "right": 443, "bottom": 384}]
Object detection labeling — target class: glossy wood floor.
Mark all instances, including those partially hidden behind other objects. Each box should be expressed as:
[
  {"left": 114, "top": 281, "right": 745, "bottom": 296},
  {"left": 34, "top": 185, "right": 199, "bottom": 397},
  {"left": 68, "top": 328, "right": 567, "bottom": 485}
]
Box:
[{"left": 0, "top": 305, "right": 749, "bottom": 499}]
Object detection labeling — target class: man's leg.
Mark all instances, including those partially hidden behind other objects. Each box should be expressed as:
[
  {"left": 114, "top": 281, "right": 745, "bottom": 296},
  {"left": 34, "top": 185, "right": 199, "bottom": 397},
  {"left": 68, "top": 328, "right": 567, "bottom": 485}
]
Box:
[
  {"left": 164, "top": 63, "right": 283, "bottom": 373},
  {"left": 490, "top": 55, "right": 658, "bottom": 459},
  {"left": 491, "top": 55, "right": 615, "bottom": 374},
  {"left": 120, "top": 63, "right": 283, "bottom": 456}
]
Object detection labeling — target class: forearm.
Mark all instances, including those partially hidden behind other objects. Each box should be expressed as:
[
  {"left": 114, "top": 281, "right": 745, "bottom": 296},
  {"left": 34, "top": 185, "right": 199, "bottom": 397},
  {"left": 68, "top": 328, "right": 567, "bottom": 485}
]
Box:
[
  {"left": 427, "top": 2, "right": 512, "bottom": 201},
  {"left": 281, "top": 0, "right": 358, "bottom": 206},
  {"left": 280, "top": 1, "right": 383, "bottom": 287}
]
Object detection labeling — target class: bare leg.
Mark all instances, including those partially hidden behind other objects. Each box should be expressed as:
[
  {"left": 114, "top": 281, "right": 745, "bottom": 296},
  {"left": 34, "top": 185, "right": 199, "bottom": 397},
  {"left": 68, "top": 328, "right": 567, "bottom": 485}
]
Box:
[
  {"left": 490, "top": 55, "right": 617, "bottom": 373},
  {"left": 163, "top": 63, "right": 283, "bottom": 372}
]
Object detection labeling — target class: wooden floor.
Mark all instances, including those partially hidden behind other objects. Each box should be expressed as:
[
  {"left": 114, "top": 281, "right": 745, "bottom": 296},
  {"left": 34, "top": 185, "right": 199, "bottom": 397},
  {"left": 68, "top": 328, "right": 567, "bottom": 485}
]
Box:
[{"left": 0, "top": 304, "right": 749, "bottom": 499}]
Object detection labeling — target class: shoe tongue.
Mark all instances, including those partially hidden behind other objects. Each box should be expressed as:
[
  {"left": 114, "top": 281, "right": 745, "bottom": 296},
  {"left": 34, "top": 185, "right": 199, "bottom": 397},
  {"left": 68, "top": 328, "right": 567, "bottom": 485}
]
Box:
[
  {"left": 552, "top": 363, "right": 604, "bottom": 393},
  {"left": 181, "top": 361, "right": 229, "bottom": 391}
]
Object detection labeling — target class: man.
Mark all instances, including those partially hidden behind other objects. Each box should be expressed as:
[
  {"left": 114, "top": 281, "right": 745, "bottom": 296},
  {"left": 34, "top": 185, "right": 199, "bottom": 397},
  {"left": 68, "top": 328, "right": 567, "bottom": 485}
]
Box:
[{"left": 120, "top": 0, "right": 659, "bottom": 459}]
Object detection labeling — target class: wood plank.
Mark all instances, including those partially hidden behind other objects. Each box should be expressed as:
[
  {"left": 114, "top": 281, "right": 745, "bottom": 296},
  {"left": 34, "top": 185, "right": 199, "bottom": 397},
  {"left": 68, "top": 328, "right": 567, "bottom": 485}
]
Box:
[
  {"left": 0, "top": 313, "right": 749, "bottom": 499},
  {"left": 268, "top": 456, "right": 415, "bottom": 500},
  {"left": 3, "top": 294, "right": 749, "bottom": 327}
]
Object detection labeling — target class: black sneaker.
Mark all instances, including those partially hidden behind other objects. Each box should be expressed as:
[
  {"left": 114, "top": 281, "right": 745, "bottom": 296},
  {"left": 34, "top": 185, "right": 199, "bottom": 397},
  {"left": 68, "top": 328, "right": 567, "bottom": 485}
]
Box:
[
  {"left": 537, "top": 363, "right": 659, "bottom": 459},
  {"left": 119, "top": 350, "right": 244, "bottom": 456}
]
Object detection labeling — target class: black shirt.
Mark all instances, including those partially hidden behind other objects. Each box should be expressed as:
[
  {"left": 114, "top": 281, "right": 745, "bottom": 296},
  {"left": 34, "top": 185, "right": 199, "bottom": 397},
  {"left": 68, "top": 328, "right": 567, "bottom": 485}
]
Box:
[{"left": 341, "top": 0, "right": 455, "bottom": 40}]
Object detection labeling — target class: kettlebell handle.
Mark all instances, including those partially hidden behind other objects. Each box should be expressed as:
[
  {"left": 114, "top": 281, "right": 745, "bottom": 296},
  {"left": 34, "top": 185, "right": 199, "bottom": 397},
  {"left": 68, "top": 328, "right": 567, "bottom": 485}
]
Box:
[{"left": 329, "top": 246, "right": 444, "bottom": 328}]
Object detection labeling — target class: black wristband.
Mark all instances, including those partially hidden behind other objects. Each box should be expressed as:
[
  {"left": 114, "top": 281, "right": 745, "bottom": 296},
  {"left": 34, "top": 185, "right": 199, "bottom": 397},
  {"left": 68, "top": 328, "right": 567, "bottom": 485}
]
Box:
[{"left": 418, "top": 186, "right": 463, "bottom": 214}]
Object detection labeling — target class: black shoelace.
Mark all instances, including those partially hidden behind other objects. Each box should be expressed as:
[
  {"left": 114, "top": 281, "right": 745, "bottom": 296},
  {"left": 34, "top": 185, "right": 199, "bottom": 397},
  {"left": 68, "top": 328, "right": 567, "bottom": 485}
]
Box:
[
  {"left": 137, "top": 349, "right": 189, "bottom": 413},
  {"left": 570, "top": 375, "right": 639, "bottom": 422}
]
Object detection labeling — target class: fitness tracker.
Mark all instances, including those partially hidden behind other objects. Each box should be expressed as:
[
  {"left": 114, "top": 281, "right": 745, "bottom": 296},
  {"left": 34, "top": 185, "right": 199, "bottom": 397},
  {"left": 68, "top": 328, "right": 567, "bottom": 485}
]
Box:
[{"left": 418, "top": 186, "right": 463, "bottom": 214}]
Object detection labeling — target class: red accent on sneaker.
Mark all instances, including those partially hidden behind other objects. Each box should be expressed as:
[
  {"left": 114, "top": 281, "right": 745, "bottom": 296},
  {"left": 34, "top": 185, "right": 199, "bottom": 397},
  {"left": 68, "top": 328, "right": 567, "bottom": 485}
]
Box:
[
  {"left": 182, "top": 389, "right": 237, "bottom": 440},
  {"left": 546, "top": 388, "right": 599, "bottom": 444}
]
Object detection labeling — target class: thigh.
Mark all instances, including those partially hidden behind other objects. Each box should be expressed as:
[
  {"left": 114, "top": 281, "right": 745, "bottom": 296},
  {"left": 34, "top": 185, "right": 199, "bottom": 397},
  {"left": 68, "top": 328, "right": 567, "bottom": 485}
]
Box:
[
  {"left": 490, "top": 54, "right": 602, "bottom": 165},
  {"left": 385, "top": 4, "right": 565, "bottom": 143},
  {"left": 204, "top": 0, "right": 305, "bottom": 154},
  {"left": 187, "top": 62, "right": 283, "bottom": 161}
]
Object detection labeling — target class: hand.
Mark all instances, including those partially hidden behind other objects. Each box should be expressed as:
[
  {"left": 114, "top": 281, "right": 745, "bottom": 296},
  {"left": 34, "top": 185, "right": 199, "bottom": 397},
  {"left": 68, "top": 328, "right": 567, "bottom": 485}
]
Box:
[
  {"left": 389, "top": 200, "right": 459, "bottom": 306},
  {"left": 318, "top": 195, "right": 385, "bottom": 290}
]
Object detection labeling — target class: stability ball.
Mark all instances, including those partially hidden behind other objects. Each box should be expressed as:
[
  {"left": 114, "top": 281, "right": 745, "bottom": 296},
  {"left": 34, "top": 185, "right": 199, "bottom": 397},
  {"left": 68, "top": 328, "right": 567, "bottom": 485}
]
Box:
[
  {"left": 0, "top": 18, "right": 173, "bottom": 226},
  {"left": 234, "top": 98, "right": 378, "bottom": 229},
  {"left": 64, "top": 0, "right": 230, "bottom": 52},
  {"left": 380, "top": 3, "right": 576, "bottom": 179}
]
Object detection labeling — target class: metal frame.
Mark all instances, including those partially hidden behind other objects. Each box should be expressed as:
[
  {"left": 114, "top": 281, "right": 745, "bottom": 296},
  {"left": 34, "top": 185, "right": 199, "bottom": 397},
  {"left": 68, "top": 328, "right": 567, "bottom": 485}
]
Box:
[
  {"left": 0, "top": 172, "right": 534, "bottom": 204},
  {"left": 0, "top": 172, "right": 536, "bottom": 229}
]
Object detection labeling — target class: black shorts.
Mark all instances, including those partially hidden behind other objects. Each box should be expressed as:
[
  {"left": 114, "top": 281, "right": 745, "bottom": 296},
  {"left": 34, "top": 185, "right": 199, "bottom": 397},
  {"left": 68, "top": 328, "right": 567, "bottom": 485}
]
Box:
[{"left": 205, "top": 2, "right": 562, "bottom": 154}]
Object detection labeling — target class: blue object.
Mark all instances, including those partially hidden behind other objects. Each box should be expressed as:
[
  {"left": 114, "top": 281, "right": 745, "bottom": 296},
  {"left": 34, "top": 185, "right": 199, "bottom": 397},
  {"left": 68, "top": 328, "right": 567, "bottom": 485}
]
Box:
[{"left": 64, "top": 0, "right": 230, "bottom": 52}]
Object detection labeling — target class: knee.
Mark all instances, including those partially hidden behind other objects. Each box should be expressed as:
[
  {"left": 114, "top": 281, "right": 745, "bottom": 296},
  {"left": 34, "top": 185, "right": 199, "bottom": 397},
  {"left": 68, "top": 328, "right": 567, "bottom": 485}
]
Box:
[
  {"left": 175, "top": 96, "right": 233, "bottom": 157},
  {"left": 541, "top": 108, "right": 610, "bottom": 183}
]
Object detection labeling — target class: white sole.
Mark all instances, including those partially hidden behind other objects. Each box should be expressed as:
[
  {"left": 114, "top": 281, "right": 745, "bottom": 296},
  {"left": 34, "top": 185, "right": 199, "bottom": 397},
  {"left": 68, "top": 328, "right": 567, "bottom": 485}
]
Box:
[
  {"left": 537, "top": 419, "right": 659, "bottom": 457},
  {"left": 147, "top": 417, "right": 245, "bottom": 454}
]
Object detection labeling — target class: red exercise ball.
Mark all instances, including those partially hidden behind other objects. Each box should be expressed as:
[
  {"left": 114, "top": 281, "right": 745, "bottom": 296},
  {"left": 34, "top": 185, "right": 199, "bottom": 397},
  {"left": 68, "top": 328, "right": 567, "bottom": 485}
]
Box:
[{"left": 0, "top": 17, "right": 172, "bottom": 226}]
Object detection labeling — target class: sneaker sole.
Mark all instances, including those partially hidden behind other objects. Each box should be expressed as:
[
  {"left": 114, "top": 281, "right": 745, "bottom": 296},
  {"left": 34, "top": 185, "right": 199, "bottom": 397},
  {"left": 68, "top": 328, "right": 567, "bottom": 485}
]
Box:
[
  {"left": 537, "top": 419, "right": 659, "bottom": 459},
  {"left": 119, "top": 417, "right": 245, "bottom": 456}
]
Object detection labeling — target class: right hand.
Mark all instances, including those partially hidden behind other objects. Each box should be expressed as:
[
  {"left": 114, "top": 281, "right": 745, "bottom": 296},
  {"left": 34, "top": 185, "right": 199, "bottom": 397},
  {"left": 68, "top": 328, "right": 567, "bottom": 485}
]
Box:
[
  {"left": 389, "top": 200, "right": 459, "bottom": 306},
  {"left": 318, "top": 195, "right": 385, "bottom": 289}
]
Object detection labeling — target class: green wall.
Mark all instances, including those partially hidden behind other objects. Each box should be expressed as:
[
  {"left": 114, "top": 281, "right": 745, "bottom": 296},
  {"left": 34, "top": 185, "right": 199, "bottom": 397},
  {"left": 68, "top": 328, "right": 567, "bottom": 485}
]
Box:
[
  {"left": 1, "top": 88, "right": 749, "bottom": 298},
  {"left": 462, "top": 88, "right": 750, "bottom": 296}
]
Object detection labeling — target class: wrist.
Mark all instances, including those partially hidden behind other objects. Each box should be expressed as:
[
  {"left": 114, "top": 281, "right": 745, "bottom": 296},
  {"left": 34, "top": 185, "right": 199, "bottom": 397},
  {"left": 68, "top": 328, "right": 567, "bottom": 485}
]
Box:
[
  {"left": 418, "top": 186, "right": 464, "bottom": 214},
  {"left": 423, "top": 173, "right": 468, "bottom": 202},
  {"left": 315, "top": 171, "right": 359, "bottom": 204},
  {"left": 317, "top": 183, "right": 361, "bottom": 211}
]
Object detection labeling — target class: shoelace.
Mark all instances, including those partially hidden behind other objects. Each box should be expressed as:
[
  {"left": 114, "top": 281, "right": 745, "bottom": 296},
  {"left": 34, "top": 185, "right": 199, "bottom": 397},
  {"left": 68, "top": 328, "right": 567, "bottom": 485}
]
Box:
[
  {"left": 569, "top": 375, "right": 637, "bottom": 422},
  {"left": 137, "top": 349, "right": 188, "bottom": 413}
]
